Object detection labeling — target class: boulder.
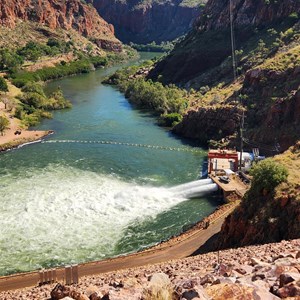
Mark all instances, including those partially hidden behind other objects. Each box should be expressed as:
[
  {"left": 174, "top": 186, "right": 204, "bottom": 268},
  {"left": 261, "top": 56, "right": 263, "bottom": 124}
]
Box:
[
  {"left": 50, "top": 283, "right": 71, "bottom": 300},
  {"left": 143, "top": 273, "right": 173, "bottom": 300},
  {"left": 275, "top": 281, "right": 300, "bottom": 298},
  {"left": 279, "top": 273, "right": 300, "bottom": 288},
  {"left": 205, "top": 282, "right": 278, "bottom": 300}
]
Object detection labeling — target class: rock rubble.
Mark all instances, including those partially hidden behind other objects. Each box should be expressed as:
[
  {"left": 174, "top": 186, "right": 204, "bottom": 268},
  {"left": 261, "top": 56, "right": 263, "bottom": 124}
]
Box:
[{"left": 1, "top": 239, "right": 299, "bottom": 300}]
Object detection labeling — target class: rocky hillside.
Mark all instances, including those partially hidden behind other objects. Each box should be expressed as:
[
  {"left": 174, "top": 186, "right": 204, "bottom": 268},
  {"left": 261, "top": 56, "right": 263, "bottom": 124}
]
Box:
[
  {"left": 147, "top": 0, "right": 300, "bottom": 152},
  {"left": 150, "top": 0, "right": 300, "bottom": 84},
  {"left": 218, "top": 142, "right": 300, "bottom": 249},
  {"left": 89, "top": 0, "right": 206, "bottom": 44},
  {"left": 0, "top": 0, "right": 122, "bottom": 51},
  {"left": 1, "top": 239, "right": 299, "bottom": 299}
]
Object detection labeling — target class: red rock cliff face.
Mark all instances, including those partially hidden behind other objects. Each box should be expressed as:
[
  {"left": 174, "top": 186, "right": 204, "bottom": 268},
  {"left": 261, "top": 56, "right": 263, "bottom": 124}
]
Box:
[
  {"left": 241, "top": 65, "right": 300, "bottom": 152},
  {"left": 196, "top": 0, "right": 300, "bottom": 31},
  {"left": 150, "top": 0, "right": 300, "bottom": 84},
  {"left": 89, "top": 0, "right": 203, "bottom": 44},
  {"left": 0, "top": 0, "right": 122, "bottom": 51}
]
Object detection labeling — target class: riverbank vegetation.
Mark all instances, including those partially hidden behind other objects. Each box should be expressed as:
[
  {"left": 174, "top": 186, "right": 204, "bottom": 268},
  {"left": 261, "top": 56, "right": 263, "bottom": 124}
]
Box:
[
  {"left": 129, "top": 40, "right": 175, "bottom": 53},
  {"left": 15, "top": 82, "right": 71, "bottom": 127},
  {"left": 104, "top": 61, "right": 189, "bottom": 126},
  {"left": 10, "top": 57, "right": 107, "bottom": 88},
  {"left": 0, "top": 39, "right": 136, "bottom": 88},
  {"left": 0, "top": 37, "right": 136, "bottom": 128}
]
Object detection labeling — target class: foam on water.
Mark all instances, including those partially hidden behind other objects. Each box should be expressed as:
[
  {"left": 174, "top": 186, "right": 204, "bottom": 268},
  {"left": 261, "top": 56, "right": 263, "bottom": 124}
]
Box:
[{"left": 0, "top": 165, "right": 188, "bottom": 275}]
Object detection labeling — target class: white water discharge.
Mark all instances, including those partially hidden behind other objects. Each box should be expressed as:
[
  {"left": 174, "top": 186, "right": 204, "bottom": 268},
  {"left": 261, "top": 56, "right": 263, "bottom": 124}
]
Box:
[
  {"left": 0, "top": 165, "right": 190, "bottom": 274},
  {"left": 170, "top": 179, "right": 218, "bottom": 198}
]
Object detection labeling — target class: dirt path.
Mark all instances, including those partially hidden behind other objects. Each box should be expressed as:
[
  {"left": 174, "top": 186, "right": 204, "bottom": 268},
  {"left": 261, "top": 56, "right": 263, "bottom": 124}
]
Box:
[{"left": 0, "top": 202, "right": 238, "bottom": 292}]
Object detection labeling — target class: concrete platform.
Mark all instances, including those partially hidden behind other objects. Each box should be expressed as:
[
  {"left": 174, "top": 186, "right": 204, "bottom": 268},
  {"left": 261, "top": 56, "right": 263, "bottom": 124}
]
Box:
[{"left": 210, "top": 174, "right": 249, "bottom": 200}]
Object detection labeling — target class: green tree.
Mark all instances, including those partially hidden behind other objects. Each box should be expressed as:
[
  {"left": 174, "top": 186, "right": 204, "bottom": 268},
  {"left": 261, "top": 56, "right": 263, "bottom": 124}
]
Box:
[
  {"left": 0, "top": 115, "right": 9, "bottom": 136},
  {"left": 250, "top": 158, "right": 288, "bottom": 194},
  {"left": 0, "top": 49, "right": 23, "bottom": 72},
  {"left": 0, "top": 77, "right": 8, "bottom": 93}
]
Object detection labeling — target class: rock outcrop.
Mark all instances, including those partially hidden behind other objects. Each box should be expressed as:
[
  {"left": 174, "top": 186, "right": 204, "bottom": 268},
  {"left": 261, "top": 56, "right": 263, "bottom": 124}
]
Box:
[
  {"left": 89, "top": 0, "right": 205, "bottom": 44},
  {"left": 241, "top": 62, "right": 300, "bottom": 152},
  {"left": 173, "top": 104, "right": 242, "bottom": 144},
  {"left": 195, "top": 0, "right": 300, "bottom": 31},
  {"left": 0, "top": 0, "right": 122, "bottom": 51}
]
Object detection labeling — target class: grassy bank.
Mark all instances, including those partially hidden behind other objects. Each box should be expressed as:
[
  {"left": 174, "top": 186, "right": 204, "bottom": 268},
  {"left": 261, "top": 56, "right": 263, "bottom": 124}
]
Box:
[{"left": 11, "top": 56, "right": 107, "bottom": 88}]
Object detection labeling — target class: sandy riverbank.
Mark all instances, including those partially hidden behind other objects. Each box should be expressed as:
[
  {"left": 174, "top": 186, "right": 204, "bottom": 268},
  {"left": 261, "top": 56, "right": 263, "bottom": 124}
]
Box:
[
  {"left": 0, "top": 78, "right": 53, "bottom": 152},
  {"left": 0, "top": 102, "right": 52, "bottom": 152}
]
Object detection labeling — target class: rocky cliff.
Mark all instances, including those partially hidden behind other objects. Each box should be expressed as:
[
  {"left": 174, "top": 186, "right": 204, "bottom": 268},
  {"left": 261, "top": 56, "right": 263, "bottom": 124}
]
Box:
[
  {"left": 148, "top": 0, "right": 300, "bottom": 152},
  {"left": 218, "top": 142, "right": 300, "bottom": 249},
  {"left": 173, "top": 104, "right": 243, "bottom": 144},
  {"left": 150, "top": 0, "right": 300, "bottom": 84},
  {"left": 195, "top": 0, "right": 300, "bottom": 31},
  {"left": 0, "top": 0, "right": 122, "bottom": 51},
  {"left": 89, "top": 0, "right": 206, "bottom": 44}
]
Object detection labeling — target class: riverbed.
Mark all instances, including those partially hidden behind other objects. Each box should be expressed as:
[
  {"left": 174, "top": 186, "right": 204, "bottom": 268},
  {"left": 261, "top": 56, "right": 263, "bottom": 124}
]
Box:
[{"left": 0, "top": 53, "right": 218, "bottom": 276}]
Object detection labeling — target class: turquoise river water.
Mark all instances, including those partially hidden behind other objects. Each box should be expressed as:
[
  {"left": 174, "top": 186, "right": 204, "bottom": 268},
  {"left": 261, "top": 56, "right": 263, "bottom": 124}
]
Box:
[{"left": 0, "top": 53, "right": 218, "bottom": 276}]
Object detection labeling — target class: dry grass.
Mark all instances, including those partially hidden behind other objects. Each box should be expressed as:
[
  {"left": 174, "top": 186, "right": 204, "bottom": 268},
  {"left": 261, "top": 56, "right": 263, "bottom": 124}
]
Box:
[
  {"left": 0, "top": 21, "right": 105, "bottom": 56},
  {"left": 259, "top": 44, "right": 300, "bottom": 72},
  {"left": 274, "top": 141, "right": 300, "bottom": 201}
]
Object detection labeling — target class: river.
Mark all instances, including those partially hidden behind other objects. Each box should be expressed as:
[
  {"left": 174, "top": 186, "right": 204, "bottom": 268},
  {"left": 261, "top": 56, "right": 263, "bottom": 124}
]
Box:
[{"left": 0, "top": 53, "right": 218, "bottom": 276}]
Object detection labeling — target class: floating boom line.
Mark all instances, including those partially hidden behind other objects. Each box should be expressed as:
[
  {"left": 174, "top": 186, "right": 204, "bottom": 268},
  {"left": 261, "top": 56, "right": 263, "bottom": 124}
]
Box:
[{"left": 43, "top": 140, "right": 205, "bottom": 154}]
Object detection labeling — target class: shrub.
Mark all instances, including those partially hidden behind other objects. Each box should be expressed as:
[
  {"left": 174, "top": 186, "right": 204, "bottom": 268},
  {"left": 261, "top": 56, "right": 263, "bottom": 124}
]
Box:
[
  {"left": 16, "top": 82, "right": 71, "bottom": 127},
  {"left": 0, "top": 115, "right": 9, "bottom": 135},
  {"left": 249, "top": 158, "right": 288, "bottom": 194},
  {"left": 159, "top": 113, "right": 183, "bottom": 127},
  {"left": 0, "top": 77, "right": 8, "bottom": 92}
]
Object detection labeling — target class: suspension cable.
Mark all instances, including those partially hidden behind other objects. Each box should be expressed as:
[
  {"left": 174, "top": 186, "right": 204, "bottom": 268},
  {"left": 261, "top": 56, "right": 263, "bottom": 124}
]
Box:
[{"left": 229, "top": 0, "right": 237, "bottom": 82}]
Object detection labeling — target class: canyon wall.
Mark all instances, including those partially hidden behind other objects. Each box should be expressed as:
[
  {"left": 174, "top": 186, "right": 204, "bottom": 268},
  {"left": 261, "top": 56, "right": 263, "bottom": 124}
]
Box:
[
  {"left": 90, "top": 0, "right": 205, "bottom": 44},
  {"left": 149, "top": 0, "right": 300, "bottom": 152},
  {"left": 150, "top": 0, "right": 300, "bottom": 84},
  {"left": 0, "top": 0, "right": 122, "bottom": 51}
]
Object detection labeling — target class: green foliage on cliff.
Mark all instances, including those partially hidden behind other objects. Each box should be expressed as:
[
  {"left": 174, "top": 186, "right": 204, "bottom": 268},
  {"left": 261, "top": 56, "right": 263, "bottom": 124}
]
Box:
[
  {"left": 159, "top": 113, "right": 183, "bottom": 127},
  {"left": 237, "top": 158, "right": 289, "bottom": 236},
  {"left": 180, "top": 0, "right": 206, "bottom": 7},
  {"left": 0, "top": 49, "right": 24, "bottom": 73},
  {"left": 17, "top": 40, "right": 71, "bottom": 62},
  {"left": 218, "top": 144, "right": 300, "bottom": 248},
  {"left": 133, "top": 0, "right": 206, "bottom": 8},
  {"left": 129, "top": 40, "right": 176, "bottom": 53},
  {"left": 0, "top": 39, "right": 71, "bottom": 74}
]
